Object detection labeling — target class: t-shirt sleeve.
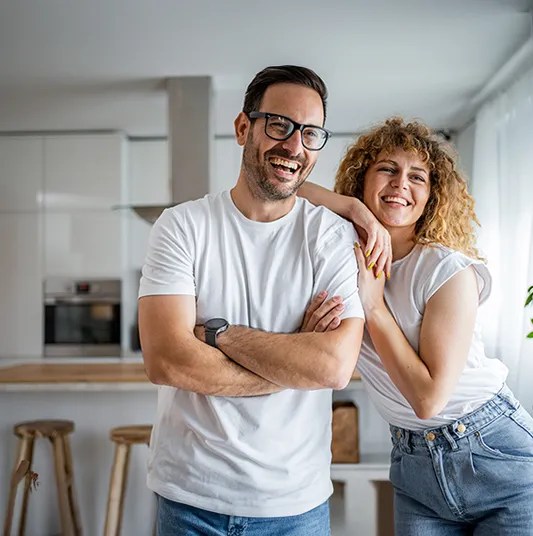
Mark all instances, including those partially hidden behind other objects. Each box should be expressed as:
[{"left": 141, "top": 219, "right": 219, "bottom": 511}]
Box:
[
  {"left": 313, "top": 221, "right": 364, "bottom": 320},
  {"left": 420, "top": 250, "right": 491, "bottom": 307},
  {"left": 138, "top": 208, "right": 196, "bottom": 298}
]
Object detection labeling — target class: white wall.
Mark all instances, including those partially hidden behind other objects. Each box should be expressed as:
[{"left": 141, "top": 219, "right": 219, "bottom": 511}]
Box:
[{"left": 455, "top": 121, "right": 476, "bottom": 182}]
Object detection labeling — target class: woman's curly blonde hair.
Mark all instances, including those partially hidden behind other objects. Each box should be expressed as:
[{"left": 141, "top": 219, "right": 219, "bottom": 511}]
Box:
[{"left": 335, "top": 117, "right": 483, "bottom": 260}]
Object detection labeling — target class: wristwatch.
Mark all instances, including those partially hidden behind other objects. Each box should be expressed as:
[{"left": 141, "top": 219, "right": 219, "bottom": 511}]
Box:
[{"left": 204, "top": 318, "right": 229, "bottom": 348}]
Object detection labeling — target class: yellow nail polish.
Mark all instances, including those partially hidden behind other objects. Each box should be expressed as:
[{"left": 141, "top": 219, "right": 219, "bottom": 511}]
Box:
[
  {"left": 365, "top": 250, "right": 371, "bottom": 258},
  {"left": 386, "top": 273, "right": 391, "bottom": 280},
  {"left": 354, "top": 242, "right": 360, "bottom": 249},
  {"left": 367, "top": 262, "right": 375, "bottom": 270},
  {"left": 376, "top": 271, "right": 382, "bottom": 279}
]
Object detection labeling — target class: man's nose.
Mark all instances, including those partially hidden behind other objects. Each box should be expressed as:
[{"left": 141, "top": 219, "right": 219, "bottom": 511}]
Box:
[{"left": 280, "top": 128, "right": 304, "bottom": 155}]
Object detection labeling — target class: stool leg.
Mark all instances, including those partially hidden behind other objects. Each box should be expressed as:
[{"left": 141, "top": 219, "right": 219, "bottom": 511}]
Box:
[
  {"left": 51, "top": 435, "right": 76, "bottom": 536},
  {"left": 62, "top": 435, "right": 82, "bottom": 535},
  {"left": 3, "top": 436, "right": 33, "bottom": 536},
  {"left": 103, "top": 443, "right": 131, "bottom": 536},
  {"left": 17, "top": 436, "right": 35, "bottom": 536}
]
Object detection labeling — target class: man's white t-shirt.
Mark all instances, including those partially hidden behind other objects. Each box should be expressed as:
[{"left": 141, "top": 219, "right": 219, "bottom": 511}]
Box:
[
  {"left": 139, "top": 190, "right": 364, "bottom": 517},
  {"left": 357, "top": 243, "right": 508, "bottom": 431}
]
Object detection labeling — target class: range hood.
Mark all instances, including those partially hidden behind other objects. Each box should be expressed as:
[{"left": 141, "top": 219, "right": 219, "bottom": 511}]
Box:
[{"left": 132, "top": 76, "right": 213, "bottom": 224}]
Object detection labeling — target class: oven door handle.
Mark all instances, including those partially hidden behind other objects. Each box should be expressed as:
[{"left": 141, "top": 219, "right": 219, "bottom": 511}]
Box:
[{"left": 45, "top": 297, "right": 120, "bottom": 305}]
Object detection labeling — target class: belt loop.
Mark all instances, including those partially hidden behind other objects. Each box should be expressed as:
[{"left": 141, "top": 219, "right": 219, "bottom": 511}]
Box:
[
  {"left": 442, "top": 425, "right": 458, "bottom": 451},
  {"left": 402, "top": 429, "right": 412, "bottom": 453}
]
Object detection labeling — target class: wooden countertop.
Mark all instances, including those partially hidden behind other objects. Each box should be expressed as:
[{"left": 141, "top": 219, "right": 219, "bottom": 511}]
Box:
[
  {"left": 0, "top": 362, "right": 149, "bottom": 383},
  {"left": 0, "top": 362, "right": 153, "bottom": 391}
]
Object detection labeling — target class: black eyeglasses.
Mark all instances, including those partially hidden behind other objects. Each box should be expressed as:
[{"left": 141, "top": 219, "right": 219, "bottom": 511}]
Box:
[{"left": 246, "top": 112, "right": 331, "bottom": 151}]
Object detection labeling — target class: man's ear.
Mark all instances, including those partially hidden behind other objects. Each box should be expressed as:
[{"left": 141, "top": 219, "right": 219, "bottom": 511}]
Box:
[{"left": 234, "top": 112, "right": 250, "bottom": 147}]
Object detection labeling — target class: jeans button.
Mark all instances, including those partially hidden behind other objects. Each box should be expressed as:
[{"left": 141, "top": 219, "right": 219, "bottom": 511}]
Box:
[
  {"left": 396, "top": 430, "right": 402, "bottom": 439},
  {"left": 457, "top": 423, "right": 466, "bottom": 433},
  {"left": 426, "top": 432, "right": 436, "bottom": 441}
]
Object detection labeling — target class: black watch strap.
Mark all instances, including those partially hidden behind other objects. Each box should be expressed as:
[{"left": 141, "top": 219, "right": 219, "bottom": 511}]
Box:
[{"left": 206, "top": 330, "right": 217, "bottom": 348}]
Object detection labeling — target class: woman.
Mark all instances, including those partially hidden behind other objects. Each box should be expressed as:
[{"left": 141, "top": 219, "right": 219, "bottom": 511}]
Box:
[{"left": 300, "top": 117, "right": 533, "bottom": 535}]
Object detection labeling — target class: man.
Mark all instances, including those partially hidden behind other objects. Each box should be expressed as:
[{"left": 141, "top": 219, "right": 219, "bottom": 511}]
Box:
[{"left": 138, "top": 65, "right": 364, "bottom": 535}]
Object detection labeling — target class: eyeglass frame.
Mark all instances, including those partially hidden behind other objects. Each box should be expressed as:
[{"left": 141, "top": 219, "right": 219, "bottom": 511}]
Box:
[{"left": 246, "top": 111, "right": 332, "bottom": 151}]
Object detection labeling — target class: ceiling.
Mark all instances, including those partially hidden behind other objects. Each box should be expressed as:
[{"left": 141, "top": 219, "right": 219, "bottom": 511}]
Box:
[{"left": 0, "top": 0, "right": 532, "bottom": 137}]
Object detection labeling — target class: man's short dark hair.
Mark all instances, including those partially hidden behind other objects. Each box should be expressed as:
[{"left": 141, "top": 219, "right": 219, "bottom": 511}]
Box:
[{"left": 242, "top": 65, "right": 328, "bottom": 121}]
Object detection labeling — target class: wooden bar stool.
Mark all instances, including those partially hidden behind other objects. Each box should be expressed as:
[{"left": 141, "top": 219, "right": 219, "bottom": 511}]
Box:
[
  {"left": 3, "top": 419, "right": 82, "bottom": 536},
  {"left": 104, "top": 425, "right": 153, "bottom": 536}
]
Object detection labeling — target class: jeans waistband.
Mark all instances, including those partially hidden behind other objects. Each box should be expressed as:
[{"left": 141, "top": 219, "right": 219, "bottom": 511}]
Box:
[{"left": 390, "top": 384, "right": 519, "bottom": 450}]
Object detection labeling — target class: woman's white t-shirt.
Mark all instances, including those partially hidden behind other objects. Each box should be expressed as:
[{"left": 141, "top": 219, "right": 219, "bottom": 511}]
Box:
[{"left": 357, "top": 243, "right": 508, "bottom": 431}]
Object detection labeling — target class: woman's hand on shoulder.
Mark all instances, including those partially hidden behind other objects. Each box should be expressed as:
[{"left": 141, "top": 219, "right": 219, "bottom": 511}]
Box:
[
  {"left": 354, "top": 241, "right": 386, "bottom": 313},
  {"left": 348, "top": 198, "right": 392, "bottom": 279}
]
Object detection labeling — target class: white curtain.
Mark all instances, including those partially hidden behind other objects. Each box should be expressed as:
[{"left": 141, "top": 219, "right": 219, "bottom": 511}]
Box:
[{"left": 471, "top": 66, "right": 533, "bottom": 406}]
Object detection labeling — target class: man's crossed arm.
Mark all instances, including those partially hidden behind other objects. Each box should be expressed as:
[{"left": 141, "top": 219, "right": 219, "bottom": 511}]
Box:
[{"left": 139, "top": 294, "right": 363, "bottom": 397}]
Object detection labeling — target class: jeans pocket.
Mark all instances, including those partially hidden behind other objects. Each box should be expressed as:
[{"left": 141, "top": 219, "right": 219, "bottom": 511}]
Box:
[{"left": 474, "top": 413, "right": 533, "bottom": 461}]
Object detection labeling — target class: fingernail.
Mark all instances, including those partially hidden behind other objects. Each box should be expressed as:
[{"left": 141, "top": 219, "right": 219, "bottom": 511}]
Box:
[
  {"left": 354, "top": 242, "right": 360, "bottom": 249},
  {"left": 386, "top": 273, "right": 391, "bottom": 280},
  {"left": 319, "top": 291, "right": 327, "bottom": 297},
  {"left": 376, "top": 271, "right": 382, "bottom": 279},
  {"left": 365, "top": 250, "right": 371, "bottom": 258},
  {"left": 367, "top": 262, "right": 375, "bottom": 270},
  {"left": 337, "top": 304, "right": 345, "bottom": 310}
]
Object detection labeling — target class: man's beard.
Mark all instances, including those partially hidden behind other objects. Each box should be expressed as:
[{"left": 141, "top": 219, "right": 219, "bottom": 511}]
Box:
[{"left": 241, "top": 136, "right": 312, "bottom": 201}]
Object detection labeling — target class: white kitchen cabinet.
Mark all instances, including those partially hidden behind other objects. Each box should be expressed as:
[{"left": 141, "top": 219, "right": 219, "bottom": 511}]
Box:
[
  {"left": 0, "top": 137, "right": 43, "bottom": 212},
  {"left": 127, "top": 139, "right": 170, "bottom": 205},
  {"left": 44, "top": 210, "right": 123, "bottom": 277},
  {"left": 43, "top": 134, "right": 126, "bottom": 210},
  {"left": 0, "top": 213, "right": 43, "bottom": 356}
]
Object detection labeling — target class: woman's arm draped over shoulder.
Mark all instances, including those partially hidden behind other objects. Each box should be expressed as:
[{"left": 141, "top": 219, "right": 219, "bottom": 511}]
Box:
[{"left": 298, "top": 182, "right": 392, "bottom": 278}]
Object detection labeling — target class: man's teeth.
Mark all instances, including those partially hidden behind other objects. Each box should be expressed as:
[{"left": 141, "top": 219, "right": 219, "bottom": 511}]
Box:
[
  {"left": 269, "top": 157, "right": 299, "bottom": 171},
  {"left": 383, "top": 196, "right": 408, "bottom": 206}
]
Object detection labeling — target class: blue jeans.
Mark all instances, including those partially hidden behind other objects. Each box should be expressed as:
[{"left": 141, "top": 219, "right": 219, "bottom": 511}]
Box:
[
  {"left": 390, "top": 385, "right": 533, "bottom": 535},
  {"left": 156, "top": 496, "right": 330, "bottom": 536}
]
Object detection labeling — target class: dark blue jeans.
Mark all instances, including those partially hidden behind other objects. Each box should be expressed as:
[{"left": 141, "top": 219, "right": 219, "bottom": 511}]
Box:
[{"left": 156, "top": 496, "right": 330, "bottom": 536}]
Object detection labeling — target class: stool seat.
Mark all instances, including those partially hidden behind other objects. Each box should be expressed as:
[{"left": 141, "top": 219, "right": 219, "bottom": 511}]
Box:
[
  {"left": 110, "top": 425, "right": 152, "bottom": 445},
  {"left": 15, "top": 419, "right": 75, "bottom": 438},
  {"left": 4, "top": 419, "right": 82, "bottom": 536}
]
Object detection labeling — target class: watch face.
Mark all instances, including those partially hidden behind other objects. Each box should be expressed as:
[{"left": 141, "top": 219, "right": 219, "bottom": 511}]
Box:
[{"left": 205, "top": 318, "right": 228, "bottom": 330}]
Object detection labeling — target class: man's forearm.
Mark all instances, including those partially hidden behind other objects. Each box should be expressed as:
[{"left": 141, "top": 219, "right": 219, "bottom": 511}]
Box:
[
  {"left": 216, "top": 323, "right": 361, "bottom": 390},
  {"left": 144, "top": 335, "right": 284, "bottom": 397}
]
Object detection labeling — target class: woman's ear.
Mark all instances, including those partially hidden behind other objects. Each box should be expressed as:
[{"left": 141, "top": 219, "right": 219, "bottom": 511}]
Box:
[{"left": 234, "top": 112, "right": 250, "bottom": 147}]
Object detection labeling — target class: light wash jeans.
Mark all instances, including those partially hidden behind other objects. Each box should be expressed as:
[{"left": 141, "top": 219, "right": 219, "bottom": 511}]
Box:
[
  {"left": 390, "top": 385, "right": 533, "bottom": 535},
  {"left": 156, "top": 496, "right": 330, "bottom": 536}
]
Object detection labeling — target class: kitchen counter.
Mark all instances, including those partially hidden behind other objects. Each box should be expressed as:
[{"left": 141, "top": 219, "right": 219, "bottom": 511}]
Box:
[
  {"left": 0, "top": 359, "right": 158, "bottom": 535},
  {"left": 0, "top": 361, "right": 155, "bottom": 391}
]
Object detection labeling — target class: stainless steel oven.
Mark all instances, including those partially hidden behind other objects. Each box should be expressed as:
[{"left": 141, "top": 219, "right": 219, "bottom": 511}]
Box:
[{"left": 44, "top": 278, "right": 121, "bottom": 357}]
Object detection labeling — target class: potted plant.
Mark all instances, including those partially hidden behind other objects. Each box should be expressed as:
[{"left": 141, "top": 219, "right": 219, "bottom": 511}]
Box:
[{"left": 526, "top": 285, "right": 533, "bottom": 339}]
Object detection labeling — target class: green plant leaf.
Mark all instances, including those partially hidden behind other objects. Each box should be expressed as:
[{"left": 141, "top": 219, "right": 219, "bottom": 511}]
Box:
[
  {"left": 528, "top": 285, "right": 533, "bottom": 293},
  {"left": 526, "top": 294, "right": 533, "bottom": 307},
  {"left": 527, "top": 331, "right": 533, "bottom": 338}
]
